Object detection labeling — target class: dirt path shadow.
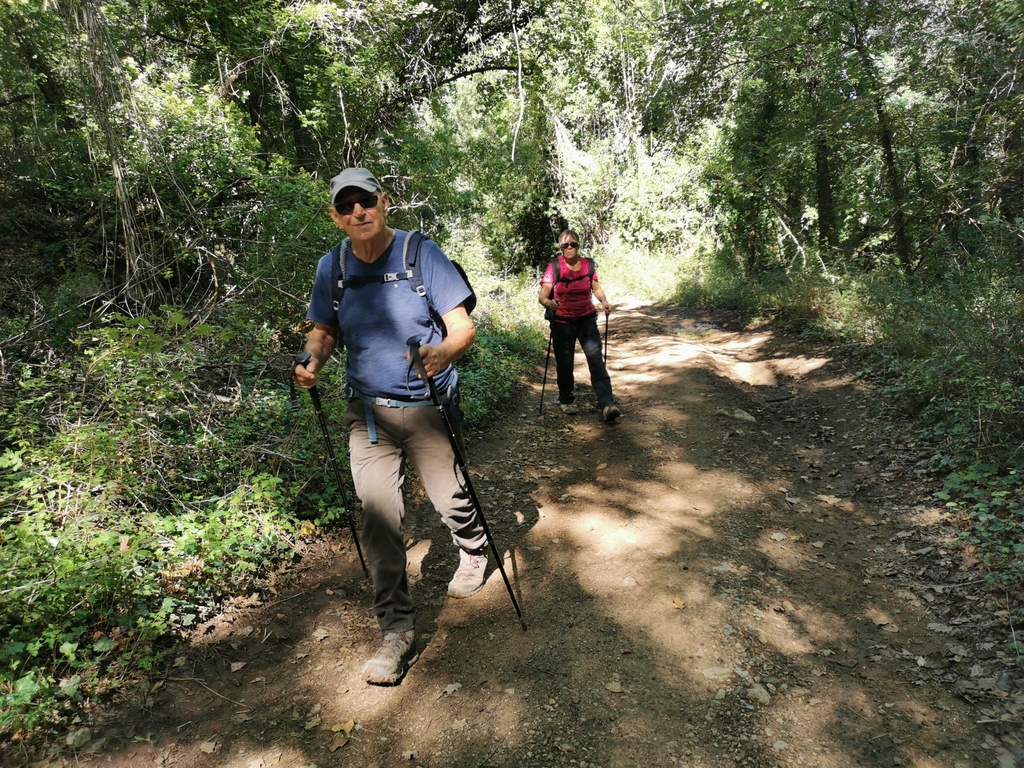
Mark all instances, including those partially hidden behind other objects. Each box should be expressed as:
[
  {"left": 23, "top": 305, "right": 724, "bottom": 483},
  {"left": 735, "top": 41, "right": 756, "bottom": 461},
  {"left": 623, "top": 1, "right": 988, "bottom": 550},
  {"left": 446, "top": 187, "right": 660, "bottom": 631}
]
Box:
[{"left": 18, "top": 303, "right": 1022, "bottom": 768}]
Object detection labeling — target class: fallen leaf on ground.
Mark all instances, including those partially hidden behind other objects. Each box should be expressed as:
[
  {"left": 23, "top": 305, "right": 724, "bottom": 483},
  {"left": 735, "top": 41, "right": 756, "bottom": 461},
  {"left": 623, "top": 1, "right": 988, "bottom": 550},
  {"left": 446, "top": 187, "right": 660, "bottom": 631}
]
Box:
[
  {"left": 402, "top": 750, "right": 418, "bottom": 760},
  {"left": 442, "top": 682, "right": 462, "bottom": 695},
  {"left": 771, "top": 532, "right": 788, "bottom": 541},
  {"left": 313, "top": 628, "right": 331, "bottom": 641},
  {"left": 304, "top": 715, "right": 321, "bottom": 730},
  {"left": 328, "top": 734, "right": 350, "bottom": 752},
  {"left": 672, "top": 597, "right": 686, "bottom": 610},
  {"left": 230, "top": 661, "right": 246, "bottom": 672},
  {"left": 332, "top": 719, "right": 355, "bottom": 734},
  {"left": 605, "top": 681, "right": 624, "bottom": 693},
  {"left": 200, "top": 741, "right": 218, "bottom": 754},
  {"left": 816, "top": 495, "right": 842, "bottom": 506}
]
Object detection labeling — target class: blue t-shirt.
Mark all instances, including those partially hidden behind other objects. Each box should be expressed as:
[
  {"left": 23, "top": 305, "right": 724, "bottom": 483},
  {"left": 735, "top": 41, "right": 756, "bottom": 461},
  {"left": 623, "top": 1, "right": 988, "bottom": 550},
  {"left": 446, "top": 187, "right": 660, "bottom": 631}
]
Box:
[{"left": 306, "top": 230, "right": 471, "bottom": 399}]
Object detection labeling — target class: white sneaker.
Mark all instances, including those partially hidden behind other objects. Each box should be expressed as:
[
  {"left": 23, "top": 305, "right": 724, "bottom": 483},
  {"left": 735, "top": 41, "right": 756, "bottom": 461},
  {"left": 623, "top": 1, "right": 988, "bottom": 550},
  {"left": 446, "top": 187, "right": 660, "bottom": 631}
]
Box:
[
  {"left": 361, "top": 630, "right": 415, "bottom": 685},
  {"left": 560, "top": 403, "right": 578, "bottom": 415},
  {"left": 447, "top": 549, "right": 487, "bottom": 598}
]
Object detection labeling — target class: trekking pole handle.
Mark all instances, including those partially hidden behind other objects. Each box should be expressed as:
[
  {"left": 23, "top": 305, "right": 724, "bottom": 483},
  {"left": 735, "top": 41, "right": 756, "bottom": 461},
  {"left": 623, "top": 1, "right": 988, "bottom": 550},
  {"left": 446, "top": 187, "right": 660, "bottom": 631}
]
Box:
[
  {"left": 293, "top": 351, "right": 323, "bottom": 411},
  {"left": 405, "top": 336, "right": 442, "bottom": 406}
]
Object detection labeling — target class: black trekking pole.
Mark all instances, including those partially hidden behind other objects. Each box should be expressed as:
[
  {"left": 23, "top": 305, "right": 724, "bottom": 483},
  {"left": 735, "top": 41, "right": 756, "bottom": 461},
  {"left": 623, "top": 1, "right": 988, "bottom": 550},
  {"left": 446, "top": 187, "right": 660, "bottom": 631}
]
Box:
[
  {"left": 603, "top": 311, "right": 609, "bottom": 363},
  {"left": 406, "top": 336, "right": 527, "bottom": 631},
  {"left": 291, "top": 352, "right": 367, "bottom": 575},
  {"left": 538, "top": 330, "right": 552, "bottom": 415}
]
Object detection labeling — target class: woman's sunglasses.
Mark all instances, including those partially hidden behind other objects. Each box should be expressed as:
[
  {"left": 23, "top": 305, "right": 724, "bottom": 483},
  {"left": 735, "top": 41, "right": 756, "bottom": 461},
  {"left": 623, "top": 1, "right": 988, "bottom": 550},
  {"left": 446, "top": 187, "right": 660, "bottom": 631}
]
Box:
[
  {"left": 560, "top": 242, "right": 580, "bottom": 250},
  {"left": 334, "top": 194, "right": 379, "bottom": 215}
]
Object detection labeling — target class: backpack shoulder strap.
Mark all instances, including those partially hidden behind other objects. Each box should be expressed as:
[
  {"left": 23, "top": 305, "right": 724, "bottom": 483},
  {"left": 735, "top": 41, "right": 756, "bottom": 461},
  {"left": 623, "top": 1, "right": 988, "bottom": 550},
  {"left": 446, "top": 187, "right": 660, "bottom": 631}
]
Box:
[
  {"left": 405, "top": 231, "right": 428, "bottom": 299},
  {"left": 549, "top": 259, "right": 561, "bottom": 284},
  {"left": 406, "top": 231, "right": 478, "bottom": 335},
  {"left": 330, "top": 238, "right": 350, "bottom": 311},
  {"left": 406, "top": 230, "right": 448, "bottom": 334}
]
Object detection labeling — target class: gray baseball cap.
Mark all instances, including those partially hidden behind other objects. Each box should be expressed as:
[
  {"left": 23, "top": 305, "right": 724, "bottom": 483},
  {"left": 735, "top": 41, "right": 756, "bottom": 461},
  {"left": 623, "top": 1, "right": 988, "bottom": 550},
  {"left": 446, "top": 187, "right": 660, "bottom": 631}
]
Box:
[{"left": 329, "top": 168, "right": 382, "bottom": 206}]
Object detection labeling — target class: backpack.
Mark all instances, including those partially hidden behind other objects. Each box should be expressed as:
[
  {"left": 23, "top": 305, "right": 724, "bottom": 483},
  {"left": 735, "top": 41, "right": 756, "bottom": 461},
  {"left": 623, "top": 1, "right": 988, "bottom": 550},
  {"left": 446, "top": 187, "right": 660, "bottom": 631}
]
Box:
[
  {"left": 544, "top": 256, "right": 596, "bottom": 322},
  {"left": 330, "top": 230, "right": 476, "bottom": 337}
]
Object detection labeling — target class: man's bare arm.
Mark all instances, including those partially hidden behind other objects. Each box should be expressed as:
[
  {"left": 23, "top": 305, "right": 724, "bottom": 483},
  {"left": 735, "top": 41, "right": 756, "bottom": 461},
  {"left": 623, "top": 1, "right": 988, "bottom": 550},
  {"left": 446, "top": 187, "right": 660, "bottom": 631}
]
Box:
[
  {"left": 295, "top": 323, "right": 339, "bottom": 388},
  {"left": 415, "top": 305, "right": 475, "bottom": 379}
]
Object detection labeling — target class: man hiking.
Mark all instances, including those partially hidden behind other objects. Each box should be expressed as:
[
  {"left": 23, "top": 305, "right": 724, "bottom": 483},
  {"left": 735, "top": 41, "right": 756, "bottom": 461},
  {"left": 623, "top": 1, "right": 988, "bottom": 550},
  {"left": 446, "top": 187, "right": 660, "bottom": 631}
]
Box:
[{"left": 294, "top": 167, "right": 486, "bottom": 684}]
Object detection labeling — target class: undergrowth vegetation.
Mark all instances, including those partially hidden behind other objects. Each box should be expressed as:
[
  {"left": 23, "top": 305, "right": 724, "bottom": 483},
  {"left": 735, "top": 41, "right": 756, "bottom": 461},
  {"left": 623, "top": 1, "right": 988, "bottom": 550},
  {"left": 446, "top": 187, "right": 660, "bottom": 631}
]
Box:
[{"left": 0, "top": 273, "right": 543, "bottom": 743}]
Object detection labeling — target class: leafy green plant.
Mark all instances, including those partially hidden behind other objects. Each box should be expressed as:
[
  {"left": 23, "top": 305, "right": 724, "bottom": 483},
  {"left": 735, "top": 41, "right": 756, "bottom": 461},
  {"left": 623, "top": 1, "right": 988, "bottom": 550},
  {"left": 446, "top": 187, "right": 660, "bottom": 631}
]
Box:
[{"left": 935, "top": 463, "right": 1024, "bottom": 585}]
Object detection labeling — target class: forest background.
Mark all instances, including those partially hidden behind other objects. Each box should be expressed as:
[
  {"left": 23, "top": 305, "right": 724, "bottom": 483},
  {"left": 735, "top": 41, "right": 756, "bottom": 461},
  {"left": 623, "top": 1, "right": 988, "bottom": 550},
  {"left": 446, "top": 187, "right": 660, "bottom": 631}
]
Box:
[{"left": 0, "top": 0, "right": 1021, "bottom": 748}]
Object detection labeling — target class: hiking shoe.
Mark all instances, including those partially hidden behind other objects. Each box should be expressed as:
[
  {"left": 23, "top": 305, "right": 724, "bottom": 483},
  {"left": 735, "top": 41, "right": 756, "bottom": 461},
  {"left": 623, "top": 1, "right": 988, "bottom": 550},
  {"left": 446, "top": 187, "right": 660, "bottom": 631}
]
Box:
[
  {"left": 361, "top": 630, "right": 415, "bottom": 685},
  {"left": 560, "top": 403, "right": 578, "bottom": 415},
  {"left": 448, "top": 549, "right": 487, "bottom": 598},
  {"left": 602, "top": 404, "right": 621, "bottom": 423}
]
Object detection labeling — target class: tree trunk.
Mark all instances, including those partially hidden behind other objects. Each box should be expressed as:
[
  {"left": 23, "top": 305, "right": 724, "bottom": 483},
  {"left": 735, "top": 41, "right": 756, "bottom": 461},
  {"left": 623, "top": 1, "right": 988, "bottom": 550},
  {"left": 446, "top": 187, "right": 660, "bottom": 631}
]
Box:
[
  {"left": 815, "top": 134, "right": 838, "bottom": 250},
  {"left": 847, "top": 1, "right": 914, "bottom": 273},
  {"left": 874, "top": 96, "right": 914, "bottom": 272}
]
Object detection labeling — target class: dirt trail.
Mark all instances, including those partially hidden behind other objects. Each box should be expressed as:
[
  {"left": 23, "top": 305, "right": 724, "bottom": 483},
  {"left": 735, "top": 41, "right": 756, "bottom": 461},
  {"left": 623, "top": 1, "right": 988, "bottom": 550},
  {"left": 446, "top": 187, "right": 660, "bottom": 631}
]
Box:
[{"left": 22, "top": 303, "right": 1024, "bottom": 768}]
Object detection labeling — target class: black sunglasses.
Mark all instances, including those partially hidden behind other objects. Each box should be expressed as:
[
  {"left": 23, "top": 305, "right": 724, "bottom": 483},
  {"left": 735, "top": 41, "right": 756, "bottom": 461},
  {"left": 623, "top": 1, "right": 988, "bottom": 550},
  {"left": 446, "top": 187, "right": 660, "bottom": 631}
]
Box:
[
  {"left": 560, "top": 242, "right": 580, "bottom": 250},
  {"left": 334, "top": 194, "right": 379, "bottom": 215}
]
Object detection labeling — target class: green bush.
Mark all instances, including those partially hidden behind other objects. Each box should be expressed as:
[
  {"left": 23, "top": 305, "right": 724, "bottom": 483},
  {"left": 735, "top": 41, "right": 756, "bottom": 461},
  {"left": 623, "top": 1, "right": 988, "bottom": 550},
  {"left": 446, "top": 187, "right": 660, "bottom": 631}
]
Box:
[
  {"left": 935, "top": 463, "right": 1024, "bottom": 587},
  {"left": 0, "top": 306, "right": 309, "bottom": 738}
]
